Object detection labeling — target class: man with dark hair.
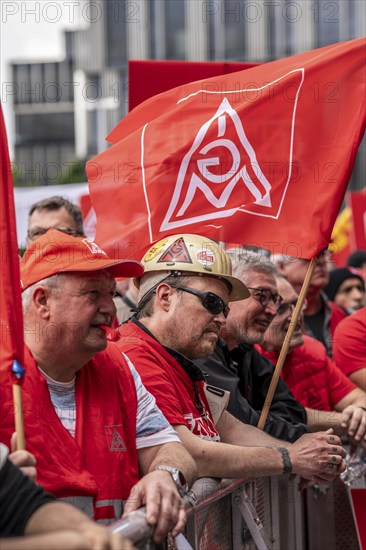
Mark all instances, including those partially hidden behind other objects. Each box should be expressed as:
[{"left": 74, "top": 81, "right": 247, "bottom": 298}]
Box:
[
  {"left": 26, "top": 196, "right": 84, "bottom": 245},
  {"left": 324, "top": 267, "right": 365, "bottom": 314}
]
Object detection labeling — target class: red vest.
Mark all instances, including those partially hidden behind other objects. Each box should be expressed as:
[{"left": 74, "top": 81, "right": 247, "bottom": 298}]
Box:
[{"left": 0, "top": 344, "right": 139, "bottom": 521}]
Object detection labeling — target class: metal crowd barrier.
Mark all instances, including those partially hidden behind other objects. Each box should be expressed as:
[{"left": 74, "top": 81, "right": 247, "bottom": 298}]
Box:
[{"left": 110, "top": 474, "right": 364, "bottom": 549}]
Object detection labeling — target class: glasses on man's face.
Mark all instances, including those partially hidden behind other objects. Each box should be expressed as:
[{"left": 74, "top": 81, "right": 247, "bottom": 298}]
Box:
[
  {"left": 27, "top": 226, "right": 81, "bottom": 241},
  {"left": 276, "top": 299, "right": 308, "bottom": 316},
  {"left": 175, "top": 286, "right": 230, "bottom": 318},
  {"left": 246, "top": 287, "right": 283, "bottom": 310}
]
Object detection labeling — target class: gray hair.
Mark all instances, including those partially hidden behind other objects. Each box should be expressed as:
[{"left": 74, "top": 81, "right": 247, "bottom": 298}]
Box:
[
  {"left": 22, "top": 274, "right": 64, "bottom": 310},
  {"left": 227, "top": 249, "right": 278, "bottom": 282},
  {"left": 135, "top": 273, "right": 196, "bottom": 320},
  {"left": 271, "top": 253, "right": 296, "bottom": 269}
]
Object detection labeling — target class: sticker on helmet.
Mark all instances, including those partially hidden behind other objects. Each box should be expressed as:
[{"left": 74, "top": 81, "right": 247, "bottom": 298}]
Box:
[
  {"left": 196, "top": 250, "right": 215, "bottom": 266},
  {"left": 144, "top": 239, "right": 168, "bottom": 262},
  {"left": 157, "top": 237, "right": 192, "bottom": 263}
]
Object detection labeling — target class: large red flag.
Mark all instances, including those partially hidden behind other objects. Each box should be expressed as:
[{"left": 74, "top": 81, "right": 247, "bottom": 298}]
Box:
[
  {"left": 88, "top": 39, "right": 366, "bottom": 260},
  {"left": 0, "top": 106, "right": 24, "bottom": 375}
]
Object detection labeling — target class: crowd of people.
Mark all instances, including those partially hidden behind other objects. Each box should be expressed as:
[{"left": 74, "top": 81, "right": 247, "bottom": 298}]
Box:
[{"left": 1, "top": 196, "right": 365, "bottom": 548}]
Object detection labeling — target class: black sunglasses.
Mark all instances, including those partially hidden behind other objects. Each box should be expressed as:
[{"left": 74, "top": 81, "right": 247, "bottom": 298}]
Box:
[
  {"left": 246, "top": 287, "right": 283, "bottom": 310},
  {"left": 175, "top": 286, "right": 230, "bottom": 318}
]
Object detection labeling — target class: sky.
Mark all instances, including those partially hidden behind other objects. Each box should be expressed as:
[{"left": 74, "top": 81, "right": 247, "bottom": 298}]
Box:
[{"left": 1, "top": 0, "right": 88, "bottom": 156}]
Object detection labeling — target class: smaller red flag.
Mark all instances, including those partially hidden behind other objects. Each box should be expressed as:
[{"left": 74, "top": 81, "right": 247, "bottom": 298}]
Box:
[{"left": 0, "top": 105, "right": 24, "bottom": 377}]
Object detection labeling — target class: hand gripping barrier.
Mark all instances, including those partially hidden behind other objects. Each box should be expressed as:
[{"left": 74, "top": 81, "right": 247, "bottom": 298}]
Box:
[{"left": 110, "top": 472, "right": 365, "bottom": 549}]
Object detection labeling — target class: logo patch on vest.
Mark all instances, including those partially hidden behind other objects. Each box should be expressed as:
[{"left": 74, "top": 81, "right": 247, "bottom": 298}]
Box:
[
  {"left": 157, "top": 237, "right": 192, "bottom": 264},
  {"left": 104, "top": 425, "right": 127, "bottom": 451}
]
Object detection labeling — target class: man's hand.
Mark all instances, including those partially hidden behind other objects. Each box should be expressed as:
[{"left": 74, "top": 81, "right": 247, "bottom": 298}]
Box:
[
  {"left": 340, "top": 406, "right": 366, "bottom": 448},
  {"left": 79, "top": 523, "right": 135, "bottom": 550},
  {"left": 289, "top": 429, "right": 346, "bottom": 482},
  {"left": 1, "top": 529, "right": 135, "bottom": 550},
  {"left": 123, "top": 470, "right": 186, "bottom": 544},
  {"left": 9, "top": 433, "right": 37, "bottom": 481}
]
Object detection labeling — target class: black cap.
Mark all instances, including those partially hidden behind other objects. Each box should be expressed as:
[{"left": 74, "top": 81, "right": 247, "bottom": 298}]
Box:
[
  {"left": 324, "top": 267, "right": 364, "bottom": 301},
  {"left": 347, "top": 249, "right": 366, "bottom": 268}
]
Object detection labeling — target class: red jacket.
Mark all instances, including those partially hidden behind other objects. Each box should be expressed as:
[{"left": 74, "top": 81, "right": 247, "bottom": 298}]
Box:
[
  {"left": 117, "top": 320, "right": 220, "bottom": 441},
  {"left": 0, "top": 344, "right": 139, "bottom": 521},
  {"left": 257, "top": 335, "right": 356, "bottom": 411}
]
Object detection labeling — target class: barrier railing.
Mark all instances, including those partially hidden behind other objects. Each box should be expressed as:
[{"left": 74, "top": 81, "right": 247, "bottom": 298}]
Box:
[{"left": 110, "top": 473, "right": 364, "bottom": 549}]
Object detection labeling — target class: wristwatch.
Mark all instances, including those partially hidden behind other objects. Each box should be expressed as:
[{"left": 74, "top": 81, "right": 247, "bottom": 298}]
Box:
[{"left": 154, "top": 466, "right": 189, "bottom": 497}]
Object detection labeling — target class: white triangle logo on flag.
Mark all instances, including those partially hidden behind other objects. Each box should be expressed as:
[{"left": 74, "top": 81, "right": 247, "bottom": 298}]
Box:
[{"left": 154, "top": 70, "right": 304, "bottom": 232}]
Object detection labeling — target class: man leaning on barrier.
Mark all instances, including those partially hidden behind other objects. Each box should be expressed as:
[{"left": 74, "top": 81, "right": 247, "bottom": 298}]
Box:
[
  {"left": 195, "top": 250, "right": 310, "bottom": 442},
  {"left": 0, "top": 229, "right": 197, "bottom": 545},
  {"left": 258, "top": 275, "right": 366, "bottom": 447},
  {"left": 116, "top": 234, "right": 346, "bottom": 486}
]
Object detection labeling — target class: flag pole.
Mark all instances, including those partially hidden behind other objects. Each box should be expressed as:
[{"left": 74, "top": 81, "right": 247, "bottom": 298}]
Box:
[
  {"left": 257, "top": 255, "right": 319, "bottom": 431},
  {"left": 11, "top": 360, "right": 26, "bottom": 450}
]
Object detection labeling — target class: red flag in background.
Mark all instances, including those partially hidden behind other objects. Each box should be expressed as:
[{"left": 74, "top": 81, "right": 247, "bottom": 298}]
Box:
[
  {"left": 349, "top": 187, "right": 366, "bottom": 250},
  {"left": 88, "top": 38, "right": 366, "bottom": 260},
  {"left": 128, "top": 60, "right": 258, "bottom": 111},
  {"left": 0, "top": 106, "right": 24, "bottom": 375}
]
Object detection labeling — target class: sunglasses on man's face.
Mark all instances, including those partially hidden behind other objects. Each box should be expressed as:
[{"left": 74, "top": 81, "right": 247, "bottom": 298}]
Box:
[
  {"left": 246, "top": 287, "right": 283, "bottom": 310},
  {"left": 175, "top": 286, "right": 230, "bottom": 318}
]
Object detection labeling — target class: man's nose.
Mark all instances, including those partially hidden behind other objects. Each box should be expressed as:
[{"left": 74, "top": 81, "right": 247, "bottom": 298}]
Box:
[
  {"left": 100, "top": 294, "right": 117, "bottom": 318},
  {"left": 214, "top": 311, "right": 227, "bottom": 325},
  {"left": 264, "top": 300, "right": 278, "bottom": 315}
]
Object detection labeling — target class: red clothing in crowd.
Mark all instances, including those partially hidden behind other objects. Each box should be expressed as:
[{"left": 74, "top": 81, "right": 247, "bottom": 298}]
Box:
[
  {"left": 117, "top": 320, "right": 220, "bottom": 441},
  {"left": 0, "top": 344, "right": 139, "bottom": 521},
  {"left": 257, "top": 335, "right": 356, "bottom": 411},
  {"left": 333, "top": 307, "right": 366, "bottom": 376},
  {"left": 328, "top": 300, "right": 348, "bottom": 335}
]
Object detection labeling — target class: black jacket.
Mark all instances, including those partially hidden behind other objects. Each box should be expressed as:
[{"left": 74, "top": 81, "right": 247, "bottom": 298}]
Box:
[{"left": 195, "top": 340, "right": 309, "bottom": 442}]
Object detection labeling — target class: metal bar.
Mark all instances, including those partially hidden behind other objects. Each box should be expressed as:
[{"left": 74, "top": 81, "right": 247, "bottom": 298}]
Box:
[{"left": 237, "top": 487, "right": 271, "bottom": 550}]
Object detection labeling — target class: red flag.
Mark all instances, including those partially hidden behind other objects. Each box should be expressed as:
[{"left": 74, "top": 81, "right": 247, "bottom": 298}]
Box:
[
  {"left": 349, "top": 187, "right": 366, "bottom": 250},
  {"left": 128, "top": 59, "right": 258, "bottom": 111},
  {"left": 0, "top": 106, "right": 24, "bottom": 376},
  {"left": 88, "top": 39, "right": 366, "bottom": 260}
]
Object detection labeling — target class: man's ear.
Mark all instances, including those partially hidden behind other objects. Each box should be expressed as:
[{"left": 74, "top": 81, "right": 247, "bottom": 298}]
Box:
[
  {"left": 32, "top": 286, "right": 52, "bottom": 319},
  {"left": 155, "top": 284, "right": 175, "bottom": 312}
]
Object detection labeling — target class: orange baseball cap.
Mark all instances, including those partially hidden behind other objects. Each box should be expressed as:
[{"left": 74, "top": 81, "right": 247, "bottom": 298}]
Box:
[{"left": 20, "top": 229, "right": 144, "bottom": 290}]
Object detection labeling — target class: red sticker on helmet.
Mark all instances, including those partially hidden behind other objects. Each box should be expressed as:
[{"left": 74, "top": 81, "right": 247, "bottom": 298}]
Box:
[{"left": 157, "top": 237, "right": 192, "bottom": 263}]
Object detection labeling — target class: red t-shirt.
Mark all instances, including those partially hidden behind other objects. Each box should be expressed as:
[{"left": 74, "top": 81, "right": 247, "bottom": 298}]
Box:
[
  {"left": 117, "top": 320, "right": 220, "bottom": 441},
  {"left": 333, "top": 307, "right": 366, "bottom": 376},
  {"left": 258, "top": 335, "right": 356, "bottom": 411}
]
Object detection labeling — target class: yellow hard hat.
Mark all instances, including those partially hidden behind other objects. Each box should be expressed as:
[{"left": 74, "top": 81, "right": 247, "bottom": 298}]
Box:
[{"left": 135, "top": 234, "right": 249, "bottom": 301}]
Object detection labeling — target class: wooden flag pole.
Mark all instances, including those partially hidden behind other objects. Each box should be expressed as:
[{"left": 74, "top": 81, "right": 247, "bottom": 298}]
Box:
[
  {"left": 12, "top": 384, "right": 25, "bottom": 450},
  {"left": 11, "top": 360, "right": 26, "bottom": 450},
  {"left": 257, "top": 256, "right": 319, "bottom": 431}
]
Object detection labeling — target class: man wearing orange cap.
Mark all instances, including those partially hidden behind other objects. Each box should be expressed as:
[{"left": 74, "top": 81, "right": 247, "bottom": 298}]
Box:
[
  {"left": 0, "top": 229, "right": 197, "bottom": 545},
  {"left": 117, "top": 234, "right": 347, "bottom": 486}
]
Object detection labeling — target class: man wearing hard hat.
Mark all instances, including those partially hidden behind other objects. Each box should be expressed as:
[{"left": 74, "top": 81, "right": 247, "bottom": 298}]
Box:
[{"left": 117, "top": 234, "right": 346, "bottom": 485}]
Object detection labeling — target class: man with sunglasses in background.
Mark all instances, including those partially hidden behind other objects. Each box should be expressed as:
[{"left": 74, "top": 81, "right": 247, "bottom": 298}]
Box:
[
  {"left": 26, "top": 196, "right": 85, "bottom": 247},
  {"left": 196, "top": 250, "right": 310, "bottom": 442},
  {"left": 258, "top": 275, "right": 366, "bottom": 448},
  {"left": 117, "top": 234, "right": 348, "bottom": 486}
]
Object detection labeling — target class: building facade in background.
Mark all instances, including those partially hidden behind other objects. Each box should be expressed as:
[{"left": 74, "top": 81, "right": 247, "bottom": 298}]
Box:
[{"left": 11, "top": 0, "right": 365, "bottom": 187}]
